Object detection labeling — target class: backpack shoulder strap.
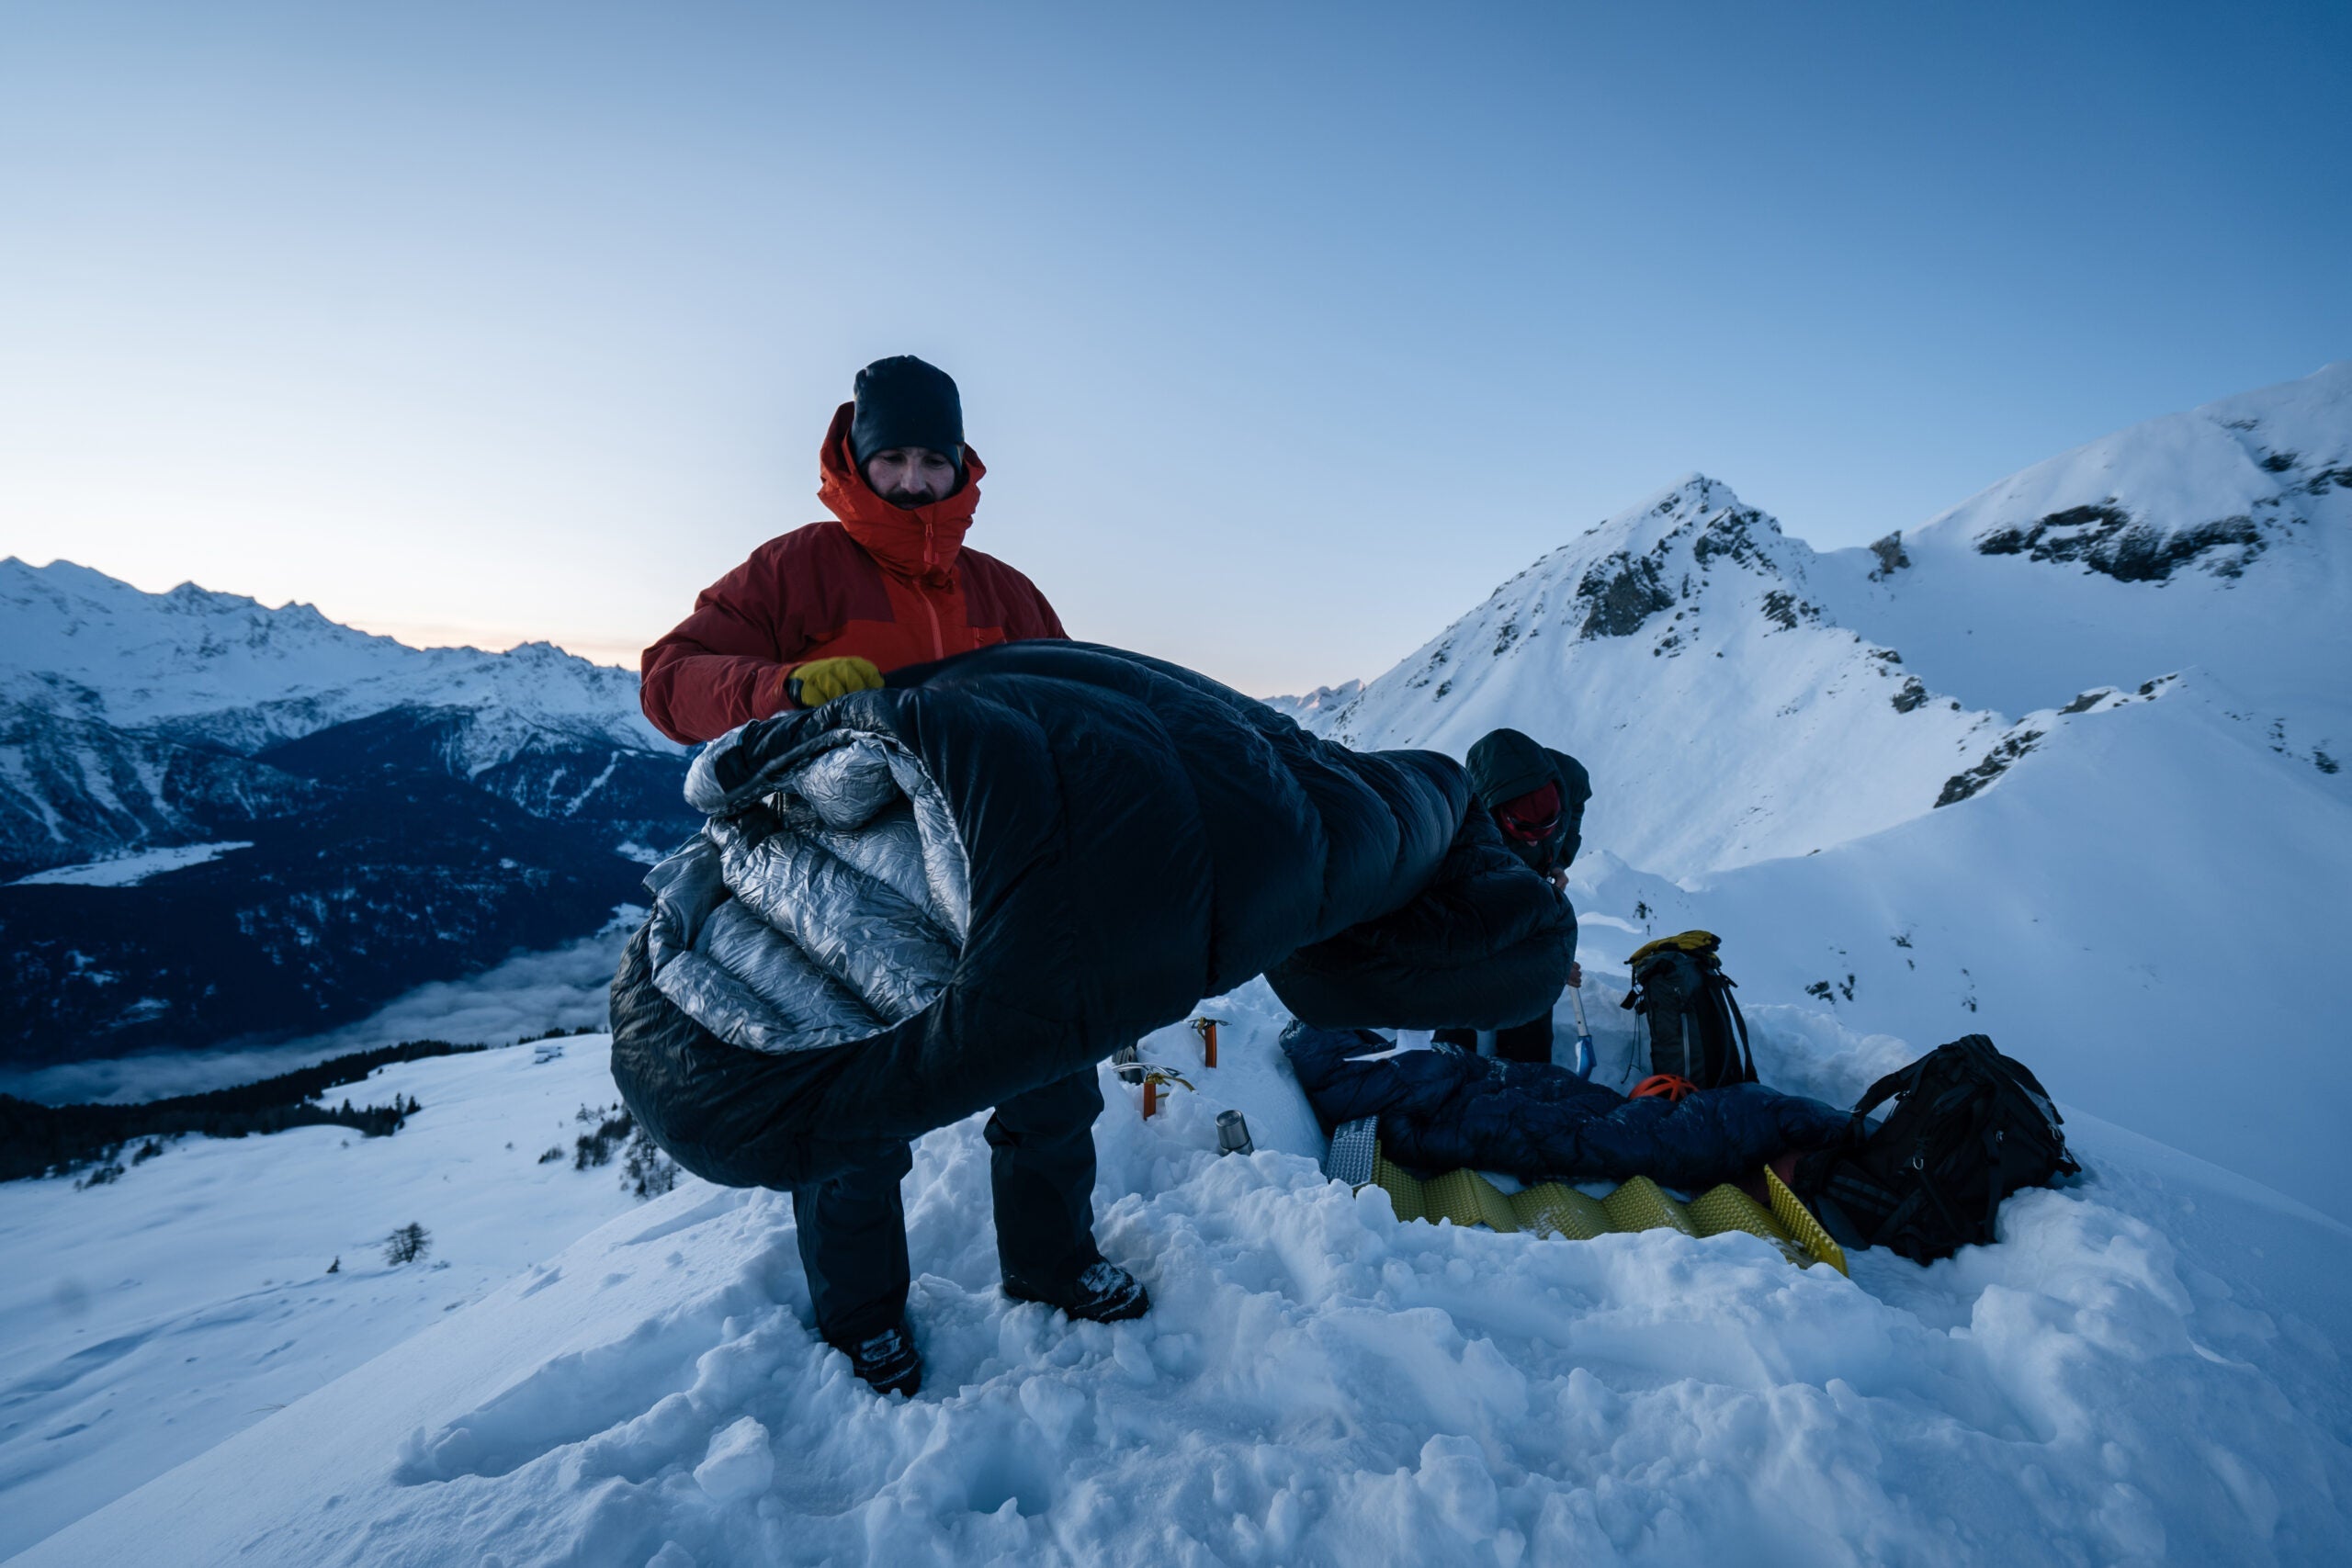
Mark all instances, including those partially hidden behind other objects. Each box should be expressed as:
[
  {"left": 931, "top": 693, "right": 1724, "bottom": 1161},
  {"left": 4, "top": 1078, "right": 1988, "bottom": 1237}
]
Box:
[
  {"left": 1718, "top": 975, "right": 1758, "bottom": 1084},
  {"left": 1852, "top": 1057, "right": 1921, "bottom": 1120}
]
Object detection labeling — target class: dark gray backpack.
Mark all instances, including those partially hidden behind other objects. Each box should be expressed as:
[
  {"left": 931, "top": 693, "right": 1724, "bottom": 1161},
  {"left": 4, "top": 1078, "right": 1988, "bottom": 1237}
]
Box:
[
  {"left": 1794, "top": 1033, "right": 2079, "bottom": 1261},
  {"left": 1622, "top": 931, "right": 1757, "bottom": 1089}
]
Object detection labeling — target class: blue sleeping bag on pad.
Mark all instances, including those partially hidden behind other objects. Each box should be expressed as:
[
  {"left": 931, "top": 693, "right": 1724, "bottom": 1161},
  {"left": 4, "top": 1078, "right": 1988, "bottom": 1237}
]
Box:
[{"left": 1281, "top": 1021, "right": 1852, "bottom": 1191}]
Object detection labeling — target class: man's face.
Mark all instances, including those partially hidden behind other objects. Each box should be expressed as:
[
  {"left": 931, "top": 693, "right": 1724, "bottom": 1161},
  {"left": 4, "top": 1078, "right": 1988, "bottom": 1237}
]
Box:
[{"left": 863, "top": 447, "right": 959, "bottom": 507}]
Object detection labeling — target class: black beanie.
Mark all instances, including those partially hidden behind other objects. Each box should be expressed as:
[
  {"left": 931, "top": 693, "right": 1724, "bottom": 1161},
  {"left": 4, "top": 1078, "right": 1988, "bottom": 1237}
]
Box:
[{"left": 850, "top": 356, "right": 965, "bottom": 469}]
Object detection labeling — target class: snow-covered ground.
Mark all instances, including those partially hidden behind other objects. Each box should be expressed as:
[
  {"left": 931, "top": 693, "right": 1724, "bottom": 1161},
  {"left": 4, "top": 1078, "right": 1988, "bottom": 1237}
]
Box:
[
  {"left": 9, "top": 995, "right": 2349, "bottom": 1565},
  {"left": 0, "top": 1039, "right": 653, "bottom": 1561},
  {"left": 6, "top": 366, "right": 2349, "bottom": 1562}
]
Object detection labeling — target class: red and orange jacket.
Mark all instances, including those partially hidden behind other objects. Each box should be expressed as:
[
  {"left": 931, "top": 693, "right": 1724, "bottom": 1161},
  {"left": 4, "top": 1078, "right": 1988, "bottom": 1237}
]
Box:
[{"left": 640, "top": 403, "right": 1067, "bottom": 745}]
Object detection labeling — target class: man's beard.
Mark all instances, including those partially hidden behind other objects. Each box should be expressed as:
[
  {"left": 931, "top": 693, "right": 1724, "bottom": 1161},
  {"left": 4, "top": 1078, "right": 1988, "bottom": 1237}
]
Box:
[{"left": 881, "top": 487, "right": 940, "bottom": 507}]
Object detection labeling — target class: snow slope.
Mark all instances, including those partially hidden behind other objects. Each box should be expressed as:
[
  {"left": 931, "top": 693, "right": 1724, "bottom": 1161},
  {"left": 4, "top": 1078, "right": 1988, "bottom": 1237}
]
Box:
[
  {"left": 0, "top": 1040, "right": 651, "bottom": 1561},
  {"left": 1814, "top": 361, "right": 2352, "bottom": 726},
  {"left": 12, "top": 999, "right": 2349, "bottom": 1565},
  {"left": 1550, "top": 671, "right": 2352, "bottom": 1214}
]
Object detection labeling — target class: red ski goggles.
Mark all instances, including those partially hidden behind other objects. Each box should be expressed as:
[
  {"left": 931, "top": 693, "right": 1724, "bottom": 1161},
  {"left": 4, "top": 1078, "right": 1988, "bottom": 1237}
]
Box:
[{"left": 1495, "top": 782, "right": 1562, "bottom": 843}]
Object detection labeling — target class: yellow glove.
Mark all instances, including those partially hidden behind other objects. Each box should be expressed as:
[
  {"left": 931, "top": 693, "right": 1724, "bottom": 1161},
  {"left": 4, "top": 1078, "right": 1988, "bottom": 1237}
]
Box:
[{"left": 786, "top": 656, "right": 884, "bottom": 708}]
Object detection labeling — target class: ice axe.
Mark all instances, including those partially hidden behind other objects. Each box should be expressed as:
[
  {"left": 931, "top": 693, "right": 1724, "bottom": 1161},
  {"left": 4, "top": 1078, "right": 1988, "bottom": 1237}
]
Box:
[{"left": 1568, "top": 983, "right": 1596, "bottom": 1079}]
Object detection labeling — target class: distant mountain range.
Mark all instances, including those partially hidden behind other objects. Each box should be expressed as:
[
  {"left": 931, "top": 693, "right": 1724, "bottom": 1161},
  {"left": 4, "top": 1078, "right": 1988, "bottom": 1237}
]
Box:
[{"left": 0, "top": 565, "right": 693, "bottom": 1069}]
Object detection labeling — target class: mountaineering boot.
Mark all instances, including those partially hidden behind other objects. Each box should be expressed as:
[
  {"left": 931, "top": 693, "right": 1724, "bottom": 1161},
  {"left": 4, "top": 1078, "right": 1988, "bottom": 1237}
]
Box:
[
  {"left": 1003, "top": 1259, "right": 1152, "bottom": 1323},
  {"left": 842, "top": 1320, "right": 922, "bottom": 1397}
]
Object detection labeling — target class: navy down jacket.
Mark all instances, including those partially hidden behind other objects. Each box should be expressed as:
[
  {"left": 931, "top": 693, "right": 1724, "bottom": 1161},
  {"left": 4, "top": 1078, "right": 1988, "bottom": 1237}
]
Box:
[
  {"left": 1282, "top": 1022, "right": 1851, "bottom": 1190},
  {"left": 611, "top": 642, "right": 1574, "bottom": 1189}
]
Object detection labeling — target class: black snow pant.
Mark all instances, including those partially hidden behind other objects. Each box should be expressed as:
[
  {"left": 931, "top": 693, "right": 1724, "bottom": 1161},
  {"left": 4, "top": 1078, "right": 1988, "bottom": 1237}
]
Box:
[
  {"left": 792, "top": 1066, "right": 1106, "bottom": 1347},
  {"left": 1434, "top": 1011, "right": 1555, "bottom": 1066}
]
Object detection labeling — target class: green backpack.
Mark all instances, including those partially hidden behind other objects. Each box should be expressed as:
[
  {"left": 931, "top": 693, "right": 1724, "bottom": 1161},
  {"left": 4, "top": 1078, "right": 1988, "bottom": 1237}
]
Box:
[{"left": 1622, "top": 931, "right": 1758, "bottom": 1089}]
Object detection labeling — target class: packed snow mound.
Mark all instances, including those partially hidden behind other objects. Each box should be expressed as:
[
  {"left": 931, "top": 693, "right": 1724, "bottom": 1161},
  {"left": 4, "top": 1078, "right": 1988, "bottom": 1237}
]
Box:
[
  {"left": 20, "top": 1008, "right": 2351, "bottom": 1566},
  {"left": 0, "top": 556, "right": 673, "bottom": 761},
  {"left": 1815, "top": 360, "right": 2352, "bottom": 723},
  {"left": 1317, "top": 478, "right": 2003, "bottom": 876}
]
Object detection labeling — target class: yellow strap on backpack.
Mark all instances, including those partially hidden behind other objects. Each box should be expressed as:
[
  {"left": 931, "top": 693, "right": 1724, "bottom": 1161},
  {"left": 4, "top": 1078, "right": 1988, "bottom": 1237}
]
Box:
[{"left": 1626, "top": 929, "right": 1722, "bottom": 967}]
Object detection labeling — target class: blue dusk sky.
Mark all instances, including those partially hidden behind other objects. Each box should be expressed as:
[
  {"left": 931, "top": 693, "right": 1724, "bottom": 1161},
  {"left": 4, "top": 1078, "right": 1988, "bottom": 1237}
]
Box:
[{"left": 3, "top": 2, "right": 2346, "bottom": 694}]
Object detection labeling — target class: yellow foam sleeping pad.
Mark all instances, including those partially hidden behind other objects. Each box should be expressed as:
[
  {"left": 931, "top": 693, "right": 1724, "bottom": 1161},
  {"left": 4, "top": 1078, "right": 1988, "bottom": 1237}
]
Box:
[
  {"left": 1367, "top": 1149, "right": 1847, "bottom": 1274},
  {"left": 786, "top": 656, "right": 885, "bottom": 708}
]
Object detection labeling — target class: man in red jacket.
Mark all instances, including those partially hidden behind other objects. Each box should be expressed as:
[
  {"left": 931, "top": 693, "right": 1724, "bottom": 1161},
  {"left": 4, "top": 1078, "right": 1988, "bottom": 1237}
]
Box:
[
  {"left": 641, "top": 356, "right": 1148, "bottom": 1398},
  {"left": 641, "top": 355, "right": 1066, "bottom": 740}
]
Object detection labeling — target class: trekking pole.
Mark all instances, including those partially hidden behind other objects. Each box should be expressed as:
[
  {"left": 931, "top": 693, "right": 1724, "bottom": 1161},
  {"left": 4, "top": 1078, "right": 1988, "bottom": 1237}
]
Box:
[{"left": 1568, "top": 985, "right": 1596, "bottom": 1079}]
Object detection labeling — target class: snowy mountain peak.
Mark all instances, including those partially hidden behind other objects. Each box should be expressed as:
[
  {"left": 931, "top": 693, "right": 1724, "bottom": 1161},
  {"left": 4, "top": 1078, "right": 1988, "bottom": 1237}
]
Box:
[
  {"left": 1329, "top": 472, "right": 1826, "bottom": 716},
  {"left": 1316, "top": 478, "right": 1992, "bottom": 875},
  {"left": 0, "top": 557, "right": 672, "bottom": 755},
  {"left": 1902, "top": 359, "right": 2351, "bottom": 584},
  {"left": 1558, "top": 474, "right": 1819, "bottom": 642},
  {"left": 1815, "top": 362, "right": 2352, "bottom": 716},
  {"left": 1258, "top": 678, "right": 1364, "bottom": 720},
  {"left": 0, "top": 559, "right": 691, "bottom": 896}
]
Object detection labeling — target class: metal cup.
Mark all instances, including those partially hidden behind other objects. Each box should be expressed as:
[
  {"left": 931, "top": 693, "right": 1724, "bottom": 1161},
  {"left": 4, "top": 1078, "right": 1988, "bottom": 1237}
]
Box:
[{"left": 1216, "top": 1109, "right": 1254, "bottom": 1156}]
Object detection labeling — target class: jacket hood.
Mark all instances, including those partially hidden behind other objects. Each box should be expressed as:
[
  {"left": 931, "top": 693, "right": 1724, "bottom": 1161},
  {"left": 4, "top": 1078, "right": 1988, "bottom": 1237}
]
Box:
[
  {"left": 1464, "top": 728, "right": 1556, "bottom": 811},
  {"left": 817, "top": 400, "right": 986, "bottom": 585}
]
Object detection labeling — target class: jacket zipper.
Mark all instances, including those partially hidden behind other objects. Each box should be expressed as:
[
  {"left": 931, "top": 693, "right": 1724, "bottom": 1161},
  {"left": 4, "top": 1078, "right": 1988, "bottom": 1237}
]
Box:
[{"left": 918, "top": 521, "right": 946, "bottom": 660}]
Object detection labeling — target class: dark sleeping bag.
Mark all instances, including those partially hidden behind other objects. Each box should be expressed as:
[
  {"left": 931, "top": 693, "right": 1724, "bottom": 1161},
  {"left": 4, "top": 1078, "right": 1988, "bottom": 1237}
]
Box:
[
  {"left": 611, "top": 641, "right": 1575, "bottom": 1189},
  {"left": 1281, "top": 1021, "right": 1851, "bottom": 1191}
]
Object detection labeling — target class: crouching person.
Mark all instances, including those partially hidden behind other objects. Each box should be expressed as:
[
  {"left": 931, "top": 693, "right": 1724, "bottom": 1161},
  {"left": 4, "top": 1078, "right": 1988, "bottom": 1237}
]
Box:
[
  {"left": 1433, "top": 728, "right": 1592, "bottom": 1065},
  {"left": 633, "top": 356, "right": 1147, "bottom": 1398}
]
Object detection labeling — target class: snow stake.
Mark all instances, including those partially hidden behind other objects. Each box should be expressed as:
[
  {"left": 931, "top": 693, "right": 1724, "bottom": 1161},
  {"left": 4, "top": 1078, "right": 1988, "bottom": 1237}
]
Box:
[
  {"left": 1190, "top": 1016, "right": 1221, "bottom": 1067},
  {"left": 1568, "top": 985, "right": 1596, "bottom": 1079},
  {"left": 1216, "top": 1110, "right": 1254, "bottom": 1156}
]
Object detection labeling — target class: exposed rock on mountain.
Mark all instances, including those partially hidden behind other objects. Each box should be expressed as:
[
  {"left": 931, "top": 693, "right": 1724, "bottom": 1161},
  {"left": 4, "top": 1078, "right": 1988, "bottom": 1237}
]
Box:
[{"left": 1310, "top": 477, "right": 2000, "bottom": 876}]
